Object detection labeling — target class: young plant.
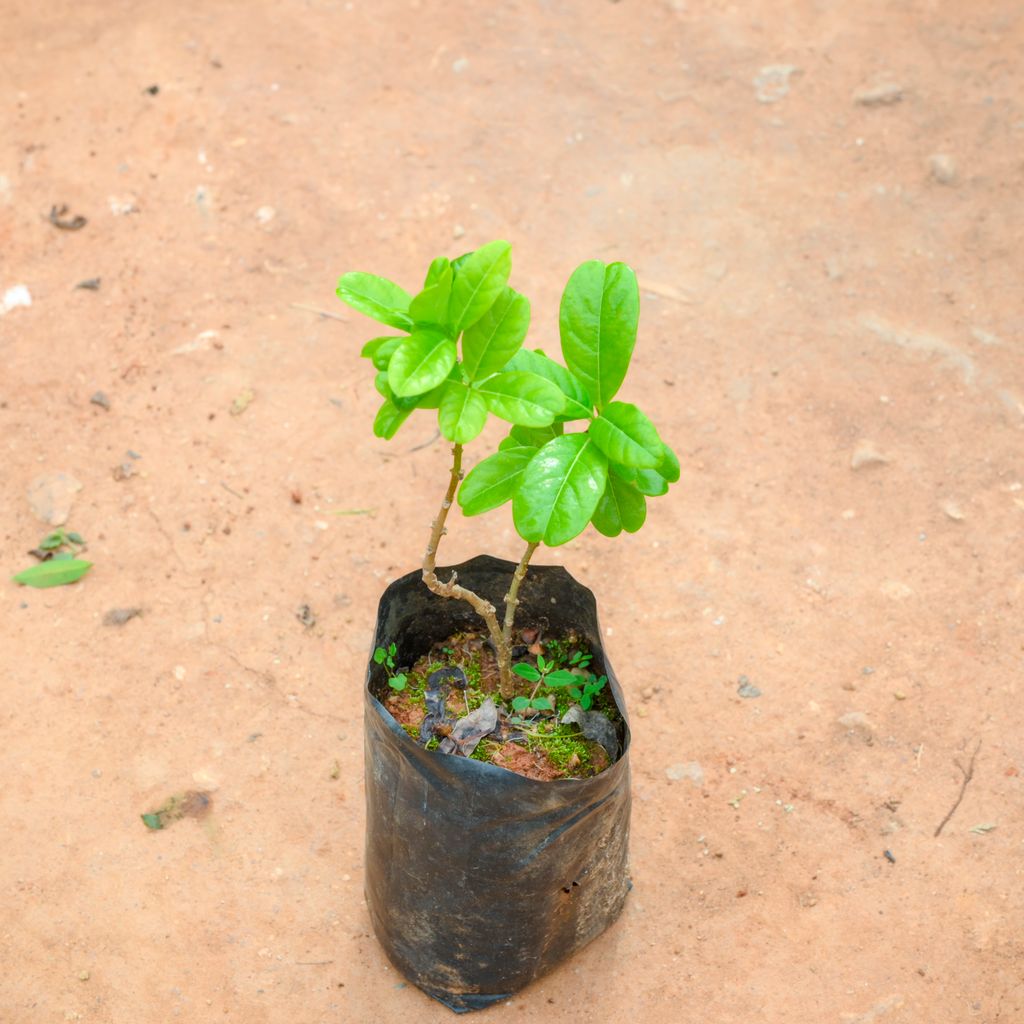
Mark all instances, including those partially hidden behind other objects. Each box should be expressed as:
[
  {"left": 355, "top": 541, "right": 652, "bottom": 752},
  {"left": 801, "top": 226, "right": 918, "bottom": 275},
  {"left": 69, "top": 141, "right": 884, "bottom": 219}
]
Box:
[
  {"left": 337, "top": 242, "right": 679, "bottom": 698},
  {"left": 373, "top": 643, "right": 408, "bottom": 691},
  {"left": 12, "top": 529, "right": 92, "bottom": 589},
  {"left": 510, "top": 653, "right": 578, "bottom": 713}
]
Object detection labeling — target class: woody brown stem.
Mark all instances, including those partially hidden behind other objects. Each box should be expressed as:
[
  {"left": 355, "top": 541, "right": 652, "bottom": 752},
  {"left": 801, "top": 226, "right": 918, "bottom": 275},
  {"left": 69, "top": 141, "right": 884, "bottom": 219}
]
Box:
[
  {"left": 496, "top": 540, "right": 539, "bottom": 691},
  {"left": 422, "top": 444, "right": 510, "bottom": 695}
]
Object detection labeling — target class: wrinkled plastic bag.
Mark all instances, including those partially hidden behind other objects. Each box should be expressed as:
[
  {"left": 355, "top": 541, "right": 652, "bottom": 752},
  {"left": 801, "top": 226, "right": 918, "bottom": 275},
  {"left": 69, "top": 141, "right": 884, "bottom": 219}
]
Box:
[{"left": 364, "top": 555, "right": 632, "bottom": 1011}]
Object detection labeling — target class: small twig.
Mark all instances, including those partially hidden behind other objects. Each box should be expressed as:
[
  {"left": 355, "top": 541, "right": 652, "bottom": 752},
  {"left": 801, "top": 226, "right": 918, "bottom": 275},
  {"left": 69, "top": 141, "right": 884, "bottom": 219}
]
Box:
[
  {"left": 49, "top": 204, "right": 87, "bottom": 230},
  {"left": 934, "top": 739, "right": 981, "bottom": 837},
  {"left": 294, "top": 960, "right": 334, "bottom": 966},
  {"left": 220, "top": 481, "right": 245, "bottom": 499},
  {"left": 289, "top": 302, "right": 348, "bottom": 322}
]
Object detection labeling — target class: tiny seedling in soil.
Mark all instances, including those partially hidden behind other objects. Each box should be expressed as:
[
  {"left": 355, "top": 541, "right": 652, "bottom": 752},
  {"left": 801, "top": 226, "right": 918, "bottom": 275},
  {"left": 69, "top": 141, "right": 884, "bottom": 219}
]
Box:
[
  {"left": 12, "top": 529, "right": 92, "bottom": 588},
  {"left": 373, "top": 643, "right": 408, "bottom": 690},
  {"left": 338, "top": 242, "right": 677, "bottom": 776}
]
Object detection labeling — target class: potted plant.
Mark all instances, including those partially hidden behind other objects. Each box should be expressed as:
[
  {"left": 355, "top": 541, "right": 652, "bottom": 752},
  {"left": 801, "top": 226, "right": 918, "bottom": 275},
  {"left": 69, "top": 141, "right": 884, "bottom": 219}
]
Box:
[{"left": 336, "top": 241, "right": 678, "bottom": 1011}]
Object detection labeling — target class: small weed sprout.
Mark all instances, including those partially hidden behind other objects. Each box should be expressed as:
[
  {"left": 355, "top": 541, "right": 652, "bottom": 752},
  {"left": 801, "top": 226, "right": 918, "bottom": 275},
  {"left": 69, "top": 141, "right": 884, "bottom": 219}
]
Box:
[{"left": 373, "top": 643, "right": 408, "bottom": 691}]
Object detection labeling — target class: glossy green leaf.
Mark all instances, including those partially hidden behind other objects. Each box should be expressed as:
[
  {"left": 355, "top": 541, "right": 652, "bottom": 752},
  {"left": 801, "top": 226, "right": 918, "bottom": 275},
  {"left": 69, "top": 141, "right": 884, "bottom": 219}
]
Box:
[
  {"left": 592, "top": 473, "right": 647, "bottom": 537},
  {"left": 499, "top": 424, "right": 564, "bottom": 450},
  {"left": 388, "top": 331, "right": 457, "bottom": 397},
  {"left": 373, "top": 647, "right": 387, "bottom": 665},
  {"left": 374, "top": 371, "right": 418, "bottom": 412},
  {"left": 511, "top": 696, "right": 531, "bottom": 711},
  {"left": 12, "top": 559, "right": 92, "bottom": 588},
  {"left": 372, "top": 398, "right": 412, "bottom": 439},
  {"left": 635, "top": 468, "right": 669, "bottom": 496},
  {"left": 66, "top": 532, "right": 85, "bottom": 545},
  {"left": 389, "top": 675, "right": 407, "bottom": 691},
  {"left": 532, "top": 696, "right": 553, "bottom": 711},
  {"left": 512, "top": 663, "right": 541, "bottom": 682},
  {"left": 458, "top": 446, "right": 537, "bottom": 516},
  {"left": 657, "top": 442, "right": 681, "bottom": 483},
  {"left": 589, "top": 401, "right": 663, "bottom": 468},
  {"left": 507, "top": 348, "right": 592, "bottom": 420},
  {"left": 559, "top": 260, "right": 639, "bottom": 410},
  {"left": 513, "top": 435, "right": 609, "bottom": 547},
  {"left": 409, "top": 259, "right": 454, "bottom": 329},
  {"left": 360, "top": 336, "right": 404, "bottom": 370},
  {"left": 475, "top": 372, "right": 565, "bottom": 427},
  {"left": 447, "top": 240, "right": 512, "bottom": 333},
  {"left": 141, "top": 813, "right": 163, "bottom": 830},
  {"left": 438, "top": 381, "right": 489, "bottom": 443},
  {"left": 462, "top": 287, "right": 531, "bottom": 380},
  {"left": 336, "top": 272, "right": 413, "bottom": 330}
]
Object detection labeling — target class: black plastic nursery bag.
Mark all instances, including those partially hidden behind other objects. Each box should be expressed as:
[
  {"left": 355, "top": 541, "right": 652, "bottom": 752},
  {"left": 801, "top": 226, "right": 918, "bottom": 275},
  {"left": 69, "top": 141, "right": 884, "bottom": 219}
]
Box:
[{"left": 363, "top": 555, "right": 632, "bottom": 1012}]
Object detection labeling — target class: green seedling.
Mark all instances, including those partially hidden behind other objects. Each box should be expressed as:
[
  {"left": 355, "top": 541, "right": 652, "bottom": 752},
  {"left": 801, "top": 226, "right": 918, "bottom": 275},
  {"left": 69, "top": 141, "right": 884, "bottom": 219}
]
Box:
[
  {"left": 12, "top": 529, "right": 92, "bottom": 589},
  {"left": 337, "top": 241, "right": 679, "bottom": 697},
  {"left": 511, "top": 653, "right": 577, "bottom": 713},
  {"left": 373, "top": 643, "right": 408, "bottom": 691}
]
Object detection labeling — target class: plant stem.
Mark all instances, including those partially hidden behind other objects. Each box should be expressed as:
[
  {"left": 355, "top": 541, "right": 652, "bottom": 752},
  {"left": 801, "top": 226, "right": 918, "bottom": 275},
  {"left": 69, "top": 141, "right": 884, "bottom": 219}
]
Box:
[
  {"left": 495, "top": 540, "right": 539, "bottom": 694},
  {"left": 422, "top": 444, "right": 510, "bottom": 695}
]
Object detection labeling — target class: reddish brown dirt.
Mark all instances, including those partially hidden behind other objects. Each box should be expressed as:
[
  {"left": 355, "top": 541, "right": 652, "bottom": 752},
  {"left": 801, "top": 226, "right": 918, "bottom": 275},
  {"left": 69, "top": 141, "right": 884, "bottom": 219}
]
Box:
[{"left": 2, "top": 1, "right": 1023, "bottom": 1021}]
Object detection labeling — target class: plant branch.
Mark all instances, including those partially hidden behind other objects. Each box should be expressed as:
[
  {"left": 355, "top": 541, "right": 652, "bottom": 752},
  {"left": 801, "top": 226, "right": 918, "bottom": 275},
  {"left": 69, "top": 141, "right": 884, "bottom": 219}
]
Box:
[
  {"left": 422, "top": 444, "right": 507, "bottom": 689},
  {"left": 503, "top": 540, "right": 539, "bottom": 644},
  {"left": 933, "top": 739, "right": 981, "bottom": 837}
]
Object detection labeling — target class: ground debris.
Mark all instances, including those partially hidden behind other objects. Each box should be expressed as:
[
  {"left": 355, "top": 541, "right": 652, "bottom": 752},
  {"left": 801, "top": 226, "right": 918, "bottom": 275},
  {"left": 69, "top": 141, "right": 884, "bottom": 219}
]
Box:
[
  {"left": 90, "top": 390, "right": 111, "bottom": 410},
  {"left": 103, "top": 607, "right": 143, "bottom": 626},
  {"left": 49, "top": 203, "right": 87, "bottom": 230},
  {"left": 141, "top": 790, "right": 211, "bottom": 830},
  {"left": 28, "top": 471, "right": 82, "bottom": 526},
  {"left": 439, "top": 698, "right": 498, "bottom": 757}
]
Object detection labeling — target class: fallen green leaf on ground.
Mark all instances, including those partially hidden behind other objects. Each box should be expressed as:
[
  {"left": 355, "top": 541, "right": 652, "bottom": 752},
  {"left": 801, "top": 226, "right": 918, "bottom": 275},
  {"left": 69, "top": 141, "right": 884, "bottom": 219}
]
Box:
[{"left": 12, "top": 559, "right": 92, "bottom": 588}]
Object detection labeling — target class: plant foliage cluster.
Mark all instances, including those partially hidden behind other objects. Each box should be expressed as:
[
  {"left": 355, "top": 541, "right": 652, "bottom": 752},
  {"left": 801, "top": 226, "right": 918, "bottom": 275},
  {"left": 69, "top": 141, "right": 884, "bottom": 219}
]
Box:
[{"left": 337, "top": 241, "right": 680, "bottom": 547}]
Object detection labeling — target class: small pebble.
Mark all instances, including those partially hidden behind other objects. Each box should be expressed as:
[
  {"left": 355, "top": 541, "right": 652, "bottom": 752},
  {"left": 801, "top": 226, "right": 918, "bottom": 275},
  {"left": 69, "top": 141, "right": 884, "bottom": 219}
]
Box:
[
  {"left": 894, "top": 691, "right": 907, "bottom": 701},
  {"left": 854, "top": 82, "right": 904, "bottom": 107},
  {"left": 75, "top": 277, "right": 101, "bottom": 290},
  {"left": 103, "top": 607, "right": 143, "bottom": 626},
  {"left": 928, "top": 153, "right": 957, "bottom": 185},
  {"left": 753, "top": 64, "right": 799, "bottom": 104},
  {"left": 851, "top": 440, "right": 890, "bottom": 470},
  {"left": 666, "top": 762, "right": 704, "bottom": 785},
  {"left": 78, "top": 971, "right": 90, "bottom": 981},
  {"left": 737, "top": 675, "right": 762, "bottom": 699},
  {"left": 90, "top": 390, "right": 111, "bottom": 411}
]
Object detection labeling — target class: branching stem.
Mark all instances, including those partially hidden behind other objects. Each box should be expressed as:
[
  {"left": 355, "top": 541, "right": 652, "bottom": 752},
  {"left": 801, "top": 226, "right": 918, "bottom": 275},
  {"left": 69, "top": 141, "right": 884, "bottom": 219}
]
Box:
[{"left": 422, "top": 444, "right": 509, "bottom": 695}]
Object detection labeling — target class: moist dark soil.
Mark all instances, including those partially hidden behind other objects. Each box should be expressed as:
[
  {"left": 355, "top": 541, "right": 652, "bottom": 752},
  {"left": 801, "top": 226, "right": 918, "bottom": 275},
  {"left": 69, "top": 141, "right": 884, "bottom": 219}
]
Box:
[{"left": 379, "top": 629, "right": 616, "bottom": 781}]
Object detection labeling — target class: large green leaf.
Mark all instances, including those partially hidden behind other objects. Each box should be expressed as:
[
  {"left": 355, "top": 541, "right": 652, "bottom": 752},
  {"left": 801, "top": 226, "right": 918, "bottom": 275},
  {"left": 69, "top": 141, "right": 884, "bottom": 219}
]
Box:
[
  {"left": 513, "top": 435, "right": 608, "bottom": 546},
  {"left": 461, "top": 287, "right": 530, "bottom": 380},
  {"left": 657, "top": 442, "right": 681, "bottom": 483},
  {"left": 475, "top": 372, "right": 565, "bottom": 427},
  {"left": 388, "top": 331, "right": 457, "bottom": 397},
  {"left": 592, "top": 474, "right": 647, "bottom": 537},
  {"left": 507, "top": 348, "right": 592, "bottom": 420},
  {"left": 336, "top": 272, "right": 413, "bottom": 331},
  {"left": 458, "top": 446, "right": 537, "bottom": 516},
  {"left": 447, "top": 240, "right": 512, "bottom": 333},
  {"left": 610, "top": 461, "right": 671, "bottom": 496},
  {"left": 409, "top": 258, "right": 454, "bottom": 330},
  {"left": 373, "top": 398, "right": 412, "bottom": 439},
  {"left": 438, "top": 381, "right": 489, "bottom": 443},
  {"left": 500, "top": 423, "right": 564, "bottom": 450},
  {"left": 559, "top": 260, "right": 639, "bottom": 410},
  {"left": 589, "top": 401, "right": 662, "bottom": 468},
  {"left": 360, "top": 336, "right": 403, "bottom": 370},
  {"left": 12, "top": 559, "right": 92, "bottom": 588}
]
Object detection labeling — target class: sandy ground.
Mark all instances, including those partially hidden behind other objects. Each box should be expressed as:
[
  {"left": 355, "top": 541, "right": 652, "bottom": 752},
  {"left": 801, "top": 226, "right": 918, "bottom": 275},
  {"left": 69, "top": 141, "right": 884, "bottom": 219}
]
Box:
[{"left": 2, "top": 1, "right": 1023, "bottom": 1020}]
